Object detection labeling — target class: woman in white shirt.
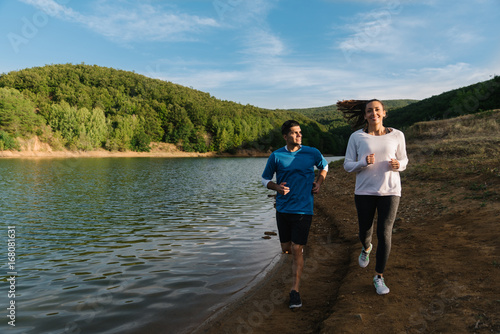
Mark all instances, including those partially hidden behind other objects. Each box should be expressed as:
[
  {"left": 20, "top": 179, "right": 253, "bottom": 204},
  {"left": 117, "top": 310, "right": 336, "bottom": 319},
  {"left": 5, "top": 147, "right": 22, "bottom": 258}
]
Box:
[{"left": 338, "top": 99, "right": 408, "bottom": 295}]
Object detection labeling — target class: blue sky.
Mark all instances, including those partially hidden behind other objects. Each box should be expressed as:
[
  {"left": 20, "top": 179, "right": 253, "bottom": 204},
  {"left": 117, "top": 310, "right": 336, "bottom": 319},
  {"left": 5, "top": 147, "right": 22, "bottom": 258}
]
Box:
[{"left": 1, "top": 0, "right": 499, "bottom": 109}]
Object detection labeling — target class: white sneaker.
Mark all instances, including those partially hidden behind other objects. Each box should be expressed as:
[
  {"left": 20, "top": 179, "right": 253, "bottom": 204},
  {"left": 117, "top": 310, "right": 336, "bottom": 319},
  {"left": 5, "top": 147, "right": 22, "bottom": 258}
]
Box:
[
  {"left": 358, "top": 243, "right": 372, "bottom": 268},
  {"left": 373, "top": 275, "right": 390, "bottom": 295}
]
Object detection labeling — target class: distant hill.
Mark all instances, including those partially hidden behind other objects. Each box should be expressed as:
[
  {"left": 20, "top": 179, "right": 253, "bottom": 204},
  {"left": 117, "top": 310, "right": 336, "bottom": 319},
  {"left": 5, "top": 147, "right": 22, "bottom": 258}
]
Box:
[
  {"left": 1, "top": 63, "right": 499, "bottom": 156},
  {"left": 0, "top": 64, "right": 336, "bottom": 154},
  {"left": 386, "top": 76, "right": 500, "bottom": 129}
]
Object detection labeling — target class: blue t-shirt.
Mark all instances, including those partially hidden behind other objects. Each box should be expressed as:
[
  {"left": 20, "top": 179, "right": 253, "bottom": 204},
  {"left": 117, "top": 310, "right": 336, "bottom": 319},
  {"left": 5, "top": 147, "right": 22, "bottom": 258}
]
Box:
[{"left": 262, "top": 146, "right": 328, "bottom": 215}]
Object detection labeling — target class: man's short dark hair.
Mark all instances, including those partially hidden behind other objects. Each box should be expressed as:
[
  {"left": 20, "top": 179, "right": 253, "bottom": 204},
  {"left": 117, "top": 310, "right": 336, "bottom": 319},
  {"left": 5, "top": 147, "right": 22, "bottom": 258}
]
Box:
[{"left": 281, "top": 120, "right": 300, "bottom": 135}]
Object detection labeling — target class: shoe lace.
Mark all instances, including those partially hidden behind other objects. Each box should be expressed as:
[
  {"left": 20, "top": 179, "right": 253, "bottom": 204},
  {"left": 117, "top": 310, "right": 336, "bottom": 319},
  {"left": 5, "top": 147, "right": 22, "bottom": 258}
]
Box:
[{"left": 374, "top": 277, "right": 385, "bottom": 286}]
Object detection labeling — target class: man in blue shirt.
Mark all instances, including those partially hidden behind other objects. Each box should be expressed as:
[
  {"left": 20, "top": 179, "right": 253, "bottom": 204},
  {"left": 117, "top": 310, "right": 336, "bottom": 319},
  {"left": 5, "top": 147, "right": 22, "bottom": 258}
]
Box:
[{"left": 261, "top": 120, "right": 328, "bottom": 308}]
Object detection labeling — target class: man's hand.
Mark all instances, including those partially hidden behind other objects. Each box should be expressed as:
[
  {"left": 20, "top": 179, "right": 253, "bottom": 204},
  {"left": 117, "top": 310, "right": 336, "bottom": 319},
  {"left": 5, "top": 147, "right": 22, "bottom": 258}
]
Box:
[
  {"left": 312, "top": 169, "right": 327, "bottom": 194},
  {"left": 277, "top": 182, "right": 290, "bottom": 196},
  {"left": 312, "top": 182, "right": 321, "bottom": 194}
]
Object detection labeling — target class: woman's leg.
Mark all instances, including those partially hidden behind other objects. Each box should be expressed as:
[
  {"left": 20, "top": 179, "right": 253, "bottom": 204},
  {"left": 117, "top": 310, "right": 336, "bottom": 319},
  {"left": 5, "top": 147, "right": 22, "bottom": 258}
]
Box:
[
  {"left": 355, "top": 195, "right": 378, "bottom": 250},
  {"left": 374, "top": 196, "right": 400, "bottom": 274}
]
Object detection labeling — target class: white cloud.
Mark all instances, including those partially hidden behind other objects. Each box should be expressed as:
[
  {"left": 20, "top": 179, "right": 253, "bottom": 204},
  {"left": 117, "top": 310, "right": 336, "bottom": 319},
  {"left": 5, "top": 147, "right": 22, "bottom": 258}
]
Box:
[
  {"left": 240, "top": 29, "right": 287, "bottom": 58},
  {"left": 19, "top": 0, "right": 219, "bottom": 42},
  {"left": 19, "top": 0, "right": 82, "bottom": 19},
  {"left": 445, "top": 26, "right": 482, "bottom": 45},
  {"left": 214, "top": 0, "right": 278, "bottom": 27},
  {"left": 89, "top": 3, "right": 219, "bottom": 42},
  {"left": 336, "top": 5, "right": 410, "bottom": 59},
  {"left": 347, "top": 62, "right": 494, "bottom": 102},
  {"left": 181, "top": 59, "right": 493, "bottom": 108},
  {"left": 334, "top": 4, "right": 490, "bottom": 68}
]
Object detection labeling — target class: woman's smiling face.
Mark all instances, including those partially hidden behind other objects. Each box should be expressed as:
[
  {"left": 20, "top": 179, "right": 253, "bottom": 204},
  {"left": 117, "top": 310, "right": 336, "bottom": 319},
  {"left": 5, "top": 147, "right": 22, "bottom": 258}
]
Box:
[{"left": 364, "top": 100, "right": 386, "bottom": 126}]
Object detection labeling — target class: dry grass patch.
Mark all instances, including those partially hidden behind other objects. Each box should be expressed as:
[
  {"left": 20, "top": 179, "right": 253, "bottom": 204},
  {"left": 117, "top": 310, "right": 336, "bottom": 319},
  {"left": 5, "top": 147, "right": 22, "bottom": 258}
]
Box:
[{"left": 403, "top": 109, "right": 500, "bottom": 204}]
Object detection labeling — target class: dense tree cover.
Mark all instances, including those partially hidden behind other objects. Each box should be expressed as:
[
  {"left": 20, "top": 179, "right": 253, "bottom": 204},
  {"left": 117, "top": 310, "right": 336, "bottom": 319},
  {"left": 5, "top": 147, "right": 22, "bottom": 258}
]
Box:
[
  {"left": 2, "top": 64, "right": 498, "bottom": 155},
  {"left": 385, "top": 76, "right": 500, "bottom": 129},
  {"left": 0, "top": 64, "right": 335, "bottom": 153},
  {"left": 0, "top": 87, "right": 44, "bottom": 149}
]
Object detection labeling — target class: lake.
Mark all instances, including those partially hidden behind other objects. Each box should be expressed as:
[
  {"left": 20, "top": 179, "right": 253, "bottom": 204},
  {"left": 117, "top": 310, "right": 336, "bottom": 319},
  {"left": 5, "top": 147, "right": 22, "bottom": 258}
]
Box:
[{"left": 0, "top": 156, "right": 341, "bottom": 333}]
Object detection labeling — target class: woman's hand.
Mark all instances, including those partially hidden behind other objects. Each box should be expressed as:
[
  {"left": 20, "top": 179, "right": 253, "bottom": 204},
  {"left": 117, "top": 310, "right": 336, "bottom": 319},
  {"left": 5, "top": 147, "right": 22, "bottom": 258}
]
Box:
[
  {"left": 389, "top": 158, "right": 400, "bottom": 170},
  {"left": 366, "top": 153, "right": 375, "bottom": 165}
]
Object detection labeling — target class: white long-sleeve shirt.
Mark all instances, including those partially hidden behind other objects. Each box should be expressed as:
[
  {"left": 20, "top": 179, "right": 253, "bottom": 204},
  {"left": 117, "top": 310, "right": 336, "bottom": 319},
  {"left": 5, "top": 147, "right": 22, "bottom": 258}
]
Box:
[{"left": 344, "top": 129, "right": 408, "bottom": 196}]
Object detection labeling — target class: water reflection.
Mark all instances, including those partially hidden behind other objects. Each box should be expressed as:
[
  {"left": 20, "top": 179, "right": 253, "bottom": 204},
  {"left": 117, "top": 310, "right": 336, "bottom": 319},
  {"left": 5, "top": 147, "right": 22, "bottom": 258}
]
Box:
[{"left": 0, "top": 157, "right": 282, "bottom": 334}]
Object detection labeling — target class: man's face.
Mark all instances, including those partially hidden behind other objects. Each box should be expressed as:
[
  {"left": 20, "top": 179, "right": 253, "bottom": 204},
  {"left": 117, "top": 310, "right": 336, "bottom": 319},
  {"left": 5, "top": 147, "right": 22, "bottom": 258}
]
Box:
[{"left": 284, "top": 126, "right": 302, "bottom": 147}]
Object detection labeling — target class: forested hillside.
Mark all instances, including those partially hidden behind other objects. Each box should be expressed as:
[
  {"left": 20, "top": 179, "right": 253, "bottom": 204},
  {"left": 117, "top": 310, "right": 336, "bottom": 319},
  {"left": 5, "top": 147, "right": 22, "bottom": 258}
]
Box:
[
  {"left": 0, "top": 64, "right": 337, "bottom": 153},
  {"left": 1, "top": 64, "right": 498, "bottom": 155},
  {"left": 385, "top": 76, "right": 500, "bottom": 129}
]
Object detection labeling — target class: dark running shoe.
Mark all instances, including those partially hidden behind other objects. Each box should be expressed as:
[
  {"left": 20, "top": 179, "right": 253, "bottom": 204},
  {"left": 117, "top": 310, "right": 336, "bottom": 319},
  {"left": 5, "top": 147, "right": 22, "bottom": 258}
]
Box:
[{"left": 289, "top": 290, "right": 302, "bottom": 309}]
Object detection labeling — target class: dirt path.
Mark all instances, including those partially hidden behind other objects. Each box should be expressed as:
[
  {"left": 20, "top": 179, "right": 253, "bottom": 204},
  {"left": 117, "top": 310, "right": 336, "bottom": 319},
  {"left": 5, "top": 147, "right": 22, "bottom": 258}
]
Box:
[{"left": 195, "top": 165, "right": 500, "bottom": 334}]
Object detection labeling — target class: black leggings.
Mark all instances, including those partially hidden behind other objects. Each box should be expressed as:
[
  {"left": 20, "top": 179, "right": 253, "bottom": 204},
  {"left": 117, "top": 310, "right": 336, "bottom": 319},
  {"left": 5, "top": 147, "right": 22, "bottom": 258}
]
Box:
[{"left": 355, "top": 195, "right": 400, "bottom": 274}]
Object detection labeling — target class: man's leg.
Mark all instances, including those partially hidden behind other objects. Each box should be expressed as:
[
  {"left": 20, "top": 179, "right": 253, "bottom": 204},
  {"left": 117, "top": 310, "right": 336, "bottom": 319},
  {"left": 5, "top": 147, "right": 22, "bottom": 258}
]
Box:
[
  {"left": 277, "top": 212, "right": 292, "bottom": 254},
  {"left": 291, "top": 242, "right": 304, "bottom": 292},
  {"left": 281, "top": 241, "right": 292, "bottom": 254},
  {"left": 277, "top": 212, "right": 310, "bottom": 308},
  {"left": 289, "top": 214, "right": 311, "bottom": 293}
]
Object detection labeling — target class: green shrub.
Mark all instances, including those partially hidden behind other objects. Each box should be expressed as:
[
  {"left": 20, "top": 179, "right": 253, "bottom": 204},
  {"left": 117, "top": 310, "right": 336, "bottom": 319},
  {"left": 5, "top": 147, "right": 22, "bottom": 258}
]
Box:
[
  {"left": 130, "top": 131, "right": 151, "bottom": 152},
  {"left": 0, "top": 87, "right": 44, "bottom": 137},
  {"left": 0, "top": 130, "right": 20, "bottom": 150}
]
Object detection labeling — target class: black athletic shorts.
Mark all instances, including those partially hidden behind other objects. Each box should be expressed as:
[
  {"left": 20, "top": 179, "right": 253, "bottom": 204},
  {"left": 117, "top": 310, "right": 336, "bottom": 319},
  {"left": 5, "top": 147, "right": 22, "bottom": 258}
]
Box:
[{"left": 276, "top": 211, "right": 313, "bottom": 245}]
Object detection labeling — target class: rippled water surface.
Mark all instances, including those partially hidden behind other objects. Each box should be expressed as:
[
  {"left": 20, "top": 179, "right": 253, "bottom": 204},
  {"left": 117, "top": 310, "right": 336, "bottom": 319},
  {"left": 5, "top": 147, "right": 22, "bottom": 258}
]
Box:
[{"left": 0, "top": 157, "right": 284, "bottom": 334}]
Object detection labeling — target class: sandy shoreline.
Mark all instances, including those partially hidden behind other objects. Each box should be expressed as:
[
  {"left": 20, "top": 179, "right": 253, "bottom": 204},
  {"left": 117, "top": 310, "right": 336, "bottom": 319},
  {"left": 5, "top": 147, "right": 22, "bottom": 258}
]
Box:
[
  {"left": 0, "top": 149, "right": 269, "bottom": 159},
  {"left": 1, "top": 138, "right": 271, "bottom": 159},
  {"left": 0, "top": 149, "right": 215, "bottom": 158}
]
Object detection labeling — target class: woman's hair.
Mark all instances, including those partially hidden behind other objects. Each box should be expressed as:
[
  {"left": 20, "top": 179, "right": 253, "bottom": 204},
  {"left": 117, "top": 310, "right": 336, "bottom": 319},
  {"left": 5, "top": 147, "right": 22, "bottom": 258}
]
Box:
[{"left": 337, "top": 99, "right": 385, "bottom": 130}]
